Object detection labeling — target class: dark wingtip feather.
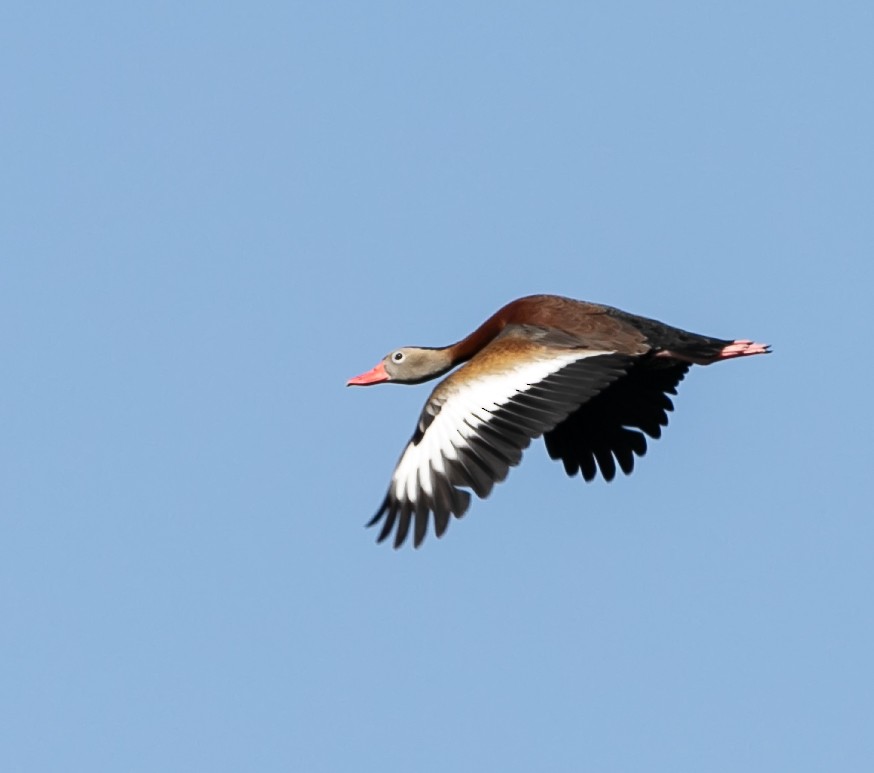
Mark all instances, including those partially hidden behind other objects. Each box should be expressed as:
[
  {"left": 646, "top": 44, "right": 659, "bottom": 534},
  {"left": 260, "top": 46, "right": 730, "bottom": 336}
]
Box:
[
  {"left": 378, "top": 507, "right": 397, "bottom": 543},
  {"left": 366, "top": 495, "right": 389, "bottom": 528},
  {"left": 393, "top": 501, "right": 413, "bottom": 548},
  {"left": 412, "top": 511, "right": 428, "bottom": 548},
  {"left": 367, "top": 486, "right": 469, "bottom": 549},
  {"left": 452, "top": 489, "right": 471, "bottom": 518},
  {"left": 433, "top": 506, "right": 450, "bottom": 538},
  {"left": 594, "top": 447, "right": 616, "bottom": 481}
]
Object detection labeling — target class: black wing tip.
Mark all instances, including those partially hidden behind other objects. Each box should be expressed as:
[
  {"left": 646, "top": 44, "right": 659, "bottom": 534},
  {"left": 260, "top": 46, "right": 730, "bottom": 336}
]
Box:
[
  {"left": 365, "top": 490, "right": 471, "bottom": 549},
  {"left": 543, "top": 360, "right": 688, "bottom": 484},
  {"left": 546, "top": 427, "right": 652, "bottom": 484},
  {"left": 365, "top": 496, "right": 389, "bottom": 529}
]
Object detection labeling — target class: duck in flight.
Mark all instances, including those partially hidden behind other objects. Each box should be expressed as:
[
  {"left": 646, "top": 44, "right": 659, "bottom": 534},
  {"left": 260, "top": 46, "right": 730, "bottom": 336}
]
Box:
[{"left": 348, "top": 295, "right": 770, "bottom": 548}]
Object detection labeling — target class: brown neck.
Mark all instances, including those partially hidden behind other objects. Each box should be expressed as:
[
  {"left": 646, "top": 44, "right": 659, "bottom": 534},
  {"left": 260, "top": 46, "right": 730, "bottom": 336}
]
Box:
[{"left": 446, "top": 302, "right": 520, "bottom": 364}]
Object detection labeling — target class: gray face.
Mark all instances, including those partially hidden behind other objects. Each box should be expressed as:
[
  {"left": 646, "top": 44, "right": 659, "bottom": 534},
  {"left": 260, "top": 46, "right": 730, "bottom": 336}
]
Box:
[{"left": 382, "top": 347, "right": 452, "bottom": 385}]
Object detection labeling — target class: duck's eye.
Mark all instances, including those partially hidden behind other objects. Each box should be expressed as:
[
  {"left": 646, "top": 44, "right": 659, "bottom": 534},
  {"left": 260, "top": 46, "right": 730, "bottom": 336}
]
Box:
[{"left": 392, "top": 351, "right": 405, "bottom": 363}]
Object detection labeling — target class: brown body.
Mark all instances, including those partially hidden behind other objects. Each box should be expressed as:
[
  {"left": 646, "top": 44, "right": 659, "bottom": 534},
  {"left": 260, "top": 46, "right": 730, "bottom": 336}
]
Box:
[{"left": 447, "top": 296, "right": 648, "bottom": 362}]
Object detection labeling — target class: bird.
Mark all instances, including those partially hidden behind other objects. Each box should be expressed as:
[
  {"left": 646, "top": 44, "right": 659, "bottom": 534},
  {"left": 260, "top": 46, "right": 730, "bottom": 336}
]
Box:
[{"left": 347, "top": 294, "right": 770, "bottom": 548}]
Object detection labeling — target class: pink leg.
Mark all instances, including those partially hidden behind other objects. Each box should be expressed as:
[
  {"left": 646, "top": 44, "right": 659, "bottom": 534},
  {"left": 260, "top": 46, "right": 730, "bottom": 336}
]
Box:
[
  {"left": 656, "top": 339, "right": 771, "bottom": 365},
  {"left": 715, "top": 339, "right": 771, "bottom": 360}
]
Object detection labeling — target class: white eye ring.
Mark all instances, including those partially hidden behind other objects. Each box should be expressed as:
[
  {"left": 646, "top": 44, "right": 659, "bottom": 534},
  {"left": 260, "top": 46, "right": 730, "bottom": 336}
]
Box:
[{"left": 392, "top": 351, "right": 405, "bottom": 362}]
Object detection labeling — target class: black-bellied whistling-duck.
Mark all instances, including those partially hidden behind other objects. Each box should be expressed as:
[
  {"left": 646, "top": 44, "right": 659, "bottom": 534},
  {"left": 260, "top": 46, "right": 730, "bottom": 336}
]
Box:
[{"left": 348, "top": 295, "right": 770, "bottom": 548}]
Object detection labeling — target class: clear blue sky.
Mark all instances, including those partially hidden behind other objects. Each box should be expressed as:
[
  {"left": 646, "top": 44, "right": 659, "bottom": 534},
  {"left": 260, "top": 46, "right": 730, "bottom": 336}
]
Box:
[{"left": 2, "top": 3, "right": 873, "bottom": 771}]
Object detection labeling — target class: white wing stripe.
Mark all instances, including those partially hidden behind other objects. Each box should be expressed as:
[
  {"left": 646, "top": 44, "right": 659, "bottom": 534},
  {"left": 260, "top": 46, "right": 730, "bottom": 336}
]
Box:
[{"left": 388, "top": 350, "right": 614, "bottom": 507}]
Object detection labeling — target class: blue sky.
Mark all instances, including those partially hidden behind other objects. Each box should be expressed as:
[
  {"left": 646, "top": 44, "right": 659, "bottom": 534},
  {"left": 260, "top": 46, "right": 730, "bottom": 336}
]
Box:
[{"left": 2, "top": 2, "right": 873, "bottom": 771}]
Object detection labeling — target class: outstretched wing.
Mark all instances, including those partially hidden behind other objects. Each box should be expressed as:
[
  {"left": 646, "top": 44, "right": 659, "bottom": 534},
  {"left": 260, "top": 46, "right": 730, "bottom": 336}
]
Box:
[
  {"left": 543, "top": 360, "right": 689, "bottom": 482},
  {"left": 368, "top": 336, "right": 632, "bottom": 548}
]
